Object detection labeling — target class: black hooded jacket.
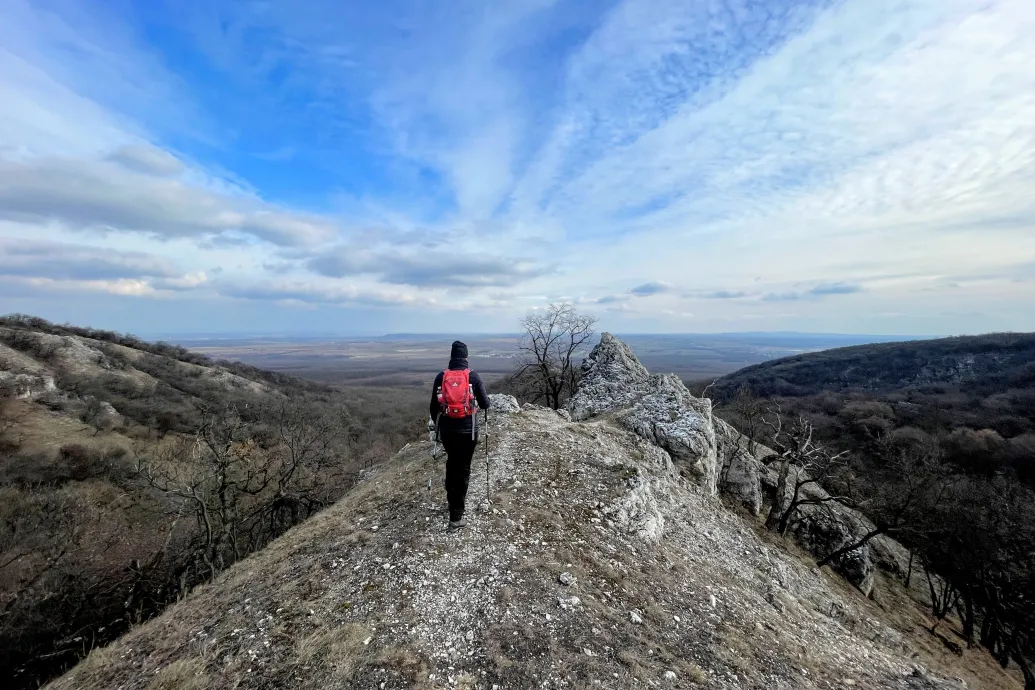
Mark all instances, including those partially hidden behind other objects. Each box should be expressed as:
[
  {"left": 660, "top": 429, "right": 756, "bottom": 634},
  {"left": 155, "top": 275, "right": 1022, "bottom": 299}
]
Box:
[{"left": 430, "top": 341, "right": 491, "bottom": 436}]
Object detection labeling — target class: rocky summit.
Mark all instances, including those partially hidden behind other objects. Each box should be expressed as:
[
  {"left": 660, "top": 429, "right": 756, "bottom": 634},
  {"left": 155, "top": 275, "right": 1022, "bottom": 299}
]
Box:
[{"left": 47, "top": 335, "right": 1016, "bottom": 690}]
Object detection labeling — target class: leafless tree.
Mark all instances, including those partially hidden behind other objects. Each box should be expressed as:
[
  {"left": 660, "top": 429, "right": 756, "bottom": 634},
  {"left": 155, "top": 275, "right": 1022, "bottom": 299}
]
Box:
[
  {"left": 816, "top": 433, "right": 948, "bottom": 569},
  {"left": 254, "top": 399, "right": 349, "bottom": 538},
  {"left": 517, "top": 302, "right": 597, "bottom": 410},
  {"left": 762, "top": 409, "right": 850, "bottom": 535},
  {"left": 137, "top": 400, "right": 348, "bottom": 580},
  {"left": 719, "top": 385, "right": 764, "bottom": 458}
]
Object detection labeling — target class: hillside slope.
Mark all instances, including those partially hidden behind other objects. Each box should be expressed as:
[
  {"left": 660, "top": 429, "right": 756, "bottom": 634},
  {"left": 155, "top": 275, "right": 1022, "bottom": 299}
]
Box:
[
  {"left": 48, "top": 337, "right": 1016, "bottom": 690},
  {"left": 0, "top": 315, "right": 416, "bottom": 688},
  {"left": 708, "top": 332, "right": 1035, "bottom": 400}
]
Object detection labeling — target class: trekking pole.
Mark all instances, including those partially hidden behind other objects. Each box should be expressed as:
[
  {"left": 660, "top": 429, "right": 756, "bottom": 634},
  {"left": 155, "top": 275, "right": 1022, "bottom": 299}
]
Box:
[{"left": 484, "top": 408, "right": 490, "bottom": 505}]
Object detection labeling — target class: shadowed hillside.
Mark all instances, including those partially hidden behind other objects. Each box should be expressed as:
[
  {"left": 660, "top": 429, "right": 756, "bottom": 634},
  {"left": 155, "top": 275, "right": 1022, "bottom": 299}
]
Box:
[
  {"left": 701, "top": 331, "right": 1035, "bottom": 686},
  {"left": 708, "top": 332, "right": 1035, "bottom": 400}
]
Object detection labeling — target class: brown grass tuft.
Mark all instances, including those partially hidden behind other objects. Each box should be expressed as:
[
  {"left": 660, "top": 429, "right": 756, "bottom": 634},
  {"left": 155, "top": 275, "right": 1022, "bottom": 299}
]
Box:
[
  {"left": 146, "top": 658, "right": 208, "bottom": 690},
  {"left": 294, "top": 622, "right": 371, "bottom": 678}
]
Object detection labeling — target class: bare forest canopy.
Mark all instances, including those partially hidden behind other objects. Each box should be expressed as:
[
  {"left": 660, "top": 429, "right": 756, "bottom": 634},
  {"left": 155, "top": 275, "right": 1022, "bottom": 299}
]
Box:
[
  {"left": 708, "top": 331, "right": 1035, "bottom": 397},
  {"left": 699, "top": 331, "right": 1035, "bottom": 685},
  {"left": 0, "top": 314, "right": 426, "bottom": 689},
  {"left": 703, "top": 331, "right": 1035, "bottom": 480}
]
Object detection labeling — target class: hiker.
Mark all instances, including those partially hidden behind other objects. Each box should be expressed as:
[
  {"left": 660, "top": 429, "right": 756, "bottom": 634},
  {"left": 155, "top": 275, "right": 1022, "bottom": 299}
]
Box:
[{"left": 430, "top": 340, "right": 491, "bottom": 530}]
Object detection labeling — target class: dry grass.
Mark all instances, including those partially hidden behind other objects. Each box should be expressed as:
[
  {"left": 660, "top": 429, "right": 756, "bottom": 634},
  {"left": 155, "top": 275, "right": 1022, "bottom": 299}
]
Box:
[
  {"left": 146, "top": 658, "right": 208, "bottom": 690},
  {"left": 376, "top": 647, "right": 432, "bottom": 688},
  {"left": 59, "top": 646, "right": 116, "bottom": 688},
  {"left": 294, "top": 622, "right": 371, "bottom": 678}
]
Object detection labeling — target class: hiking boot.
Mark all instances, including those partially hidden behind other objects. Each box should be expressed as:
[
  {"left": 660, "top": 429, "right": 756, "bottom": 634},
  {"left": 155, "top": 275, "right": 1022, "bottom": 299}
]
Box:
[{"left": 447, "top": 517, "right": 468, "bottom": 531}]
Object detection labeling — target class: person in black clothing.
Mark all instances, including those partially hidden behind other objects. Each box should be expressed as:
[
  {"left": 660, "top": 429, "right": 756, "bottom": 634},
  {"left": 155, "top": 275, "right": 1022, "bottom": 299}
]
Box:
[{"left": 430, "top": 340, "right": 491, "bottom": 530}]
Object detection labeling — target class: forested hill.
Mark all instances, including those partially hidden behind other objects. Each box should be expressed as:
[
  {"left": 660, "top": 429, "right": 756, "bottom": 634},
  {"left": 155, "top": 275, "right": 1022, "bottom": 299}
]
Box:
[
  {"left": 709, "top": 332, "right": 1035, "bottom": 400},
  {"left": 0, "top": 314, "right": 424, "bottom": 689}
]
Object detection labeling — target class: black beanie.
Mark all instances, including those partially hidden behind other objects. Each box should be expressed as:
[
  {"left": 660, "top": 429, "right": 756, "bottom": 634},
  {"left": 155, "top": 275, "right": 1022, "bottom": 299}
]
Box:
[{"left": 450, "top": 340, "right": 468, "bottom": 360}]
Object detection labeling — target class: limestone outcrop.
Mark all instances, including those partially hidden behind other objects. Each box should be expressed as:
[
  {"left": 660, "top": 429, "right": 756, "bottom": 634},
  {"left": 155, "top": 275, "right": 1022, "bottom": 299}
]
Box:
[
  {"left": 569, "top": 333, "right": 904, "bottom": 596},
  {"left": 569, "top": 332, "right": 761, "bottom": 509}
]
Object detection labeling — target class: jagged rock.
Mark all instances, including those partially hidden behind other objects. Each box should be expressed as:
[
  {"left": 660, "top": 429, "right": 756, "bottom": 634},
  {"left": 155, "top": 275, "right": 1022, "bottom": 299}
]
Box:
[
  {"left": 487, "top": 394, "right": 520, "bottom": 414},
  {"left": 558, "top": 572, "right": 576, "bottom": 586},
  {"left": 569, "top": 333, "right": 894, "bottom": 594},
  {"left": 569, "top": 334, "right": 724, "bottom": 496},
  {"left": 724, "top": 452, "right": 763, "bottom": 515},
  {"left": 606, "top": 445, "right": 673, "bottom": 542},
  {"left": 0, "top": 371, "right": 57, "bottom": 399},
  {"left": 569, "top": 332, "right": 650, "bottom": 422},
  {"left": 870, "top": 535, "right": 913, "bottom": 579},
  {"left": 905, "top": 666, "right": 968, "bottom": 689},
  {"left": 615, "top": 374, "right": 718, "bottom": 494},
  {"left": 555, "top": 408, "right": 571, "bottom": 421}
]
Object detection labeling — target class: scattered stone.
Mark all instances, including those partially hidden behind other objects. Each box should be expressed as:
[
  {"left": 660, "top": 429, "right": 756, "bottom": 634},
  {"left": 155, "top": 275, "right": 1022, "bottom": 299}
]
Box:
[
  {"left": 630, "top": 611, "right": 643, "bottom": 625},
  {"left": 558, "top": 572, "right": 576, "bottom": 586},
  {"left": 664, "top": 670, "right": 677, "bottom": 681}
]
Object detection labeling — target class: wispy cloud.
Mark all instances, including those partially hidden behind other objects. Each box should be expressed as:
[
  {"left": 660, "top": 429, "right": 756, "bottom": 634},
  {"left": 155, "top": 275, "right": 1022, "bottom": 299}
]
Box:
[
  {"left": 218, "top": 280, "right": 437, "bottom": 308},
  {"left": 629, "top": 281, "right": 673, "bottom": 297},
  {"left": 809, "top": 282, "right": 862, "bottom": 296},
  {"left": 0, "top": 156, "right": 336, "bottom": 246},
  {"left": 306, "top": 246, "right": 555, "bottom": 288},
  {"left": 0, "top": 238, "right": 179, "bottom": 281},
  {"left": 0, "top": 0, "right": 1032, "bottom": 334}
]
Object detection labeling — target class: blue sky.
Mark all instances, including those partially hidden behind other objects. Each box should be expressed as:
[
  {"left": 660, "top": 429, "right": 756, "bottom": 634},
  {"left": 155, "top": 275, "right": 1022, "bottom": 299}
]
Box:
[{"left": 0, "top": 0, "right": 1033, "bottom": 336}]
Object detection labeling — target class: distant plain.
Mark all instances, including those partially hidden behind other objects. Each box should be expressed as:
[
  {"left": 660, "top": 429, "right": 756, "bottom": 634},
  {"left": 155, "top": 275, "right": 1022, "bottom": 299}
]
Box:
[{"left": 172, "top": 332, "right": 930, "bottom": 388}]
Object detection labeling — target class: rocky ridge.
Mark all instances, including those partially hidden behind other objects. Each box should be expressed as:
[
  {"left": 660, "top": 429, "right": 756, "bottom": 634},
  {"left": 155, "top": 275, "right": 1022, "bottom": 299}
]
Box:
[
  {"left": 570, "top": 333, "right": 906, "bottom": 596},
  {"left": 46, "top": 335, "right": 1015, "bottom": 690}
]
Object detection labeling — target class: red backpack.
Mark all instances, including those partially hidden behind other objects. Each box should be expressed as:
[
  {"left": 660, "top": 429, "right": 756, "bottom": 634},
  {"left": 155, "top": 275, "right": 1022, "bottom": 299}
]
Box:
[{"left": 438, "top": 369, "right": 476, "bottom": 419}]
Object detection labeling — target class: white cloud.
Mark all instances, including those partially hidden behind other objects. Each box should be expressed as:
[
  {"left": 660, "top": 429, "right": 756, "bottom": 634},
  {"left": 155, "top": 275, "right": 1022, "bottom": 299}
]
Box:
[
  {"left": 0, "top": 156, "right": 337, "bottom": 246},
  {"left": 107, "top": 144, "right": 186, "bottom": 177},
  {"left": 218, "top": 280, "right": 437, "bottom": 308},
  {"left": 1, "top": 0, "right": 1033, "bottom": 334}
]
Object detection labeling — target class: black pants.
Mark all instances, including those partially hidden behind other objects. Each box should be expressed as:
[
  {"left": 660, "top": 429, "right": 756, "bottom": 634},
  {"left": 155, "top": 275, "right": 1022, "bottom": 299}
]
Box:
[{"left": 441, "top": 433, "right": 478, "bottom": 521}]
